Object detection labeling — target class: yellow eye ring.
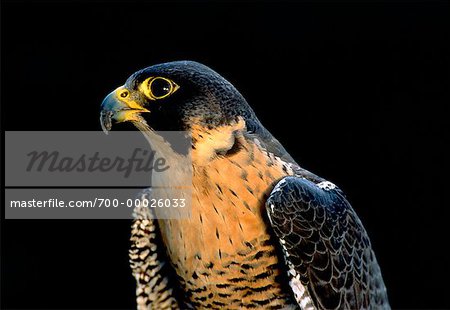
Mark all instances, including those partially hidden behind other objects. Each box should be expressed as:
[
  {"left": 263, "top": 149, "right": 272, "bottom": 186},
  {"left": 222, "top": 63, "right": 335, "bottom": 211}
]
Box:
[{"left": 140, "top": 77, "right": 179, "bottom": 100}]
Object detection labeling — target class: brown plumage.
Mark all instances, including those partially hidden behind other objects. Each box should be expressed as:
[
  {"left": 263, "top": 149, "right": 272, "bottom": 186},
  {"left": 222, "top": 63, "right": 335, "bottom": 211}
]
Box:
[{"left": 155, "top": 120, "right": 297, "bottom": 308}]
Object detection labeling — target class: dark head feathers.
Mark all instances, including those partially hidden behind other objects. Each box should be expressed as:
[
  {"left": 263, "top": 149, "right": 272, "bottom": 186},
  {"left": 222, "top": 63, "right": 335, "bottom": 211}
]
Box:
[
  {"left": 125, "top": 61, "right": 258, "bottom": 130},
  {"left": 123, "top": 60, "right": 293, "bottom": 161}
]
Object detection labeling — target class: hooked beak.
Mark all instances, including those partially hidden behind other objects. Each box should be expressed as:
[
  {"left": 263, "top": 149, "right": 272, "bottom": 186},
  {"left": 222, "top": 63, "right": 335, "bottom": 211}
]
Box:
[{"left": 100, "top": 86, "right": 149, "bottom": 134}]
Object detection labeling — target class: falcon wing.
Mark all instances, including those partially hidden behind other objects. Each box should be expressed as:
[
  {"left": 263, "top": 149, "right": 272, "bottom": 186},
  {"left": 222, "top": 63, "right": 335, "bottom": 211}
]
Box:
[
  {"left": 265, "top": 176, "right": 389, "bottom": 310},
  {"left": 130, "top": 190, "right": 185, "bottom": 310}
]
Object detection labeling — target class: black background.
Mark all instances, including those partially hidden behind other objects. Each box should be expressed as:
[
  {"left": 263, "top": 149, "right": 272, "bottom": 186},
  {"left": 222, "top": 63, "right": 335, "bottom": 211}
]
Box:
[{"left": 1, "top": 0, "right": 449, "bottom": 309}]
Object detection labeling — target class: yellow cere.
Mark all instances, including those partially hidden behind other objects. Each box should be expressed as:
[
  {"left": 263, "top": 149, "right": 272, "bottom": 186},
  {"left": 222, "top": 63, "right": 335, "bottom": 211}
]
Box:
[{"left": 114, "top": 86, "right": 148, "bottom": 111}]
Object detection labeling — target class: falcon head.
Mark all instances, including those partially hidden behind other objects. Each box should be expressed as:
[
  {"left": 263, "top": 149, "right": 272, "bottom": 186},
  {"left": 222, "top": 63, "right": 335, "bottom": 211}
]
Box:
[
  {"left": 100, "top": 61, "right": 259, "bottom": 134},
  {"left": 100, "top": 61, "right": 289, "bottom": 164}
]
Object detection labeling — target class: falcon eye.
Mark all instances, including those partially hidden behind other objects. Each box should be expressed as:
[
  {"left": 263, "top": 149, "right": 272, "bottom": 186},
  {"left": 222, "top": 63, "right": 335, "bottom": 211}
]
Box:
[
  {"left": 151, "top": 78, "right": 172, "bottom": 98},
  {"left": 140, "top": 76, "right": 179, "bottom": 100}
]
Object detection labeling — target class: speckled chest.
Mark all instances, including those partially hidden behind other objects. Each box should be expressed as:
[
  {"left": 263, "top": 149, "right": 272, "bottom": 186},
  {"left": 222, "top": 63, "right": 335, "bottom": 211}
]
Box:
[{"left": 157, "top": 137, "right": 298, "bottom": 308}]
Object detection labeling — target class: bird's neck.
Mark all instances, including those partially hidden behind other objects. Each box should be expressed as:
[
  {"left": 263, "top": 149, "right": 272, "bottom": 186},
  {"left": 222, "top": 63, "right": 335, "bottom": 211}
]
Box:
[{"left": 156, "top": 132, "right": 296, "bottom": 280}]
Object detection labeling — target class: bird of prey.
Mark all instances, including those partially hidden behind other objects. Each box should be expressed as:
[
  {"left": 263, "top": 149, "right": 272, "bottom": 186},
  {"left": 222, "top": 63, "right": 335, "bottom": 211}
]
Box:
[{"left": 100, "top": 61, "right": 389, "bottom": 309}]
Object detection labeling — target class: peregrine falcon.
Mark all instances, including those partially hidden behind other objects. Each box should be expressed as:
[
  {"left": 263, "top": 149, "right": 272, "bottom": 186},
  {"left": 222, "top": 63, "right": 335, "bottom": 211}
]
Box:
[{"left": 100, "top": 61, "right": 389, "bottom": 309}]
